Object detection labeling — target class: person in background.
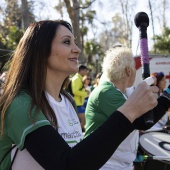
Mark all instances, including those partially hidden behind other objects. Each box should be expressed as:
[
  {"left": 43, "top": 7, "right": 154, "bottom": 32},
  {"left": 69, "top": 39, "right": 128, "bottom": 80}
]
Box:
[
  {"left": 135, "top": 72, "right": 168, "bottom": 169},
  {"left": 0, "top": 20, "right": 167, "bottom": 170},
  {"left": 152, "top": 72, "right": 166, "bottom": 96},
  {"left": 84, "top": 45, "right": 170, "bottom": 170},
  {"left": 82, "top": 74, "right": 92, "bottom": 108},
  {"left": 91, "top": 72, "right": 102, "bottom": 91},
  {"left": 71, "top": 64, "right": 89, "bottom": 131},
  {"left": 148, "top": 72, "right": 168, "bottom": 130}
]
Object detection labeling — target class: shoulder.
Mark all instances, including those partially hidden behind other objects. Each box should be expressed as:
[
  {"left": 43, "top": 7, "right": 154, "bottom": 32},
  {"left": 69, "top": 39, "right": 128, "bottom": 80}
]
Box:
[
  {"left": 4, "top": 90, "right": 50, "bottom": 150},
  {"left": 5, "top": 90, "right": 49, "bottom": 133},
  {"left": 72, "top": 73, "right": 82, "bottom": 81},
  {"left": 89, "top": 81, "right": 124, "bottom": 102},
  {"left": 72, "top": 73, "right": 78, "bottom": 79},
  {"left": 7, "top": 90, "right": 31, "bottom": 111},
  {"left": 97, "top": 81, "right": 120, "bottom": 96}
]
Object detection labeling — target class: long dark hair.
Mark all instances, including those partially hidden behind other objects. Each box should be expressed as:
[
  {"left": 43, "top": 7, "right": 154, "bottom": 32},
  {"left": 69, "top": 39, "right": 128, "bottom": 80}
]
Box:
[{"left": 0, "top": 20, "right": 73, "bottom": 134}]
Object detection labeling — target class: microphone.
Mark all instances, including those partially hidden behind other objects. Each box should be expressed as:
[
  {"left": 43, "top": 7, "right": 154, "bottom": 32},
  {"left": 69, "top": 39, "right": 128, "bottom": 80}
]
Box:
[{"left": 134, "top": 12, "right": 154, "bottom": 127}]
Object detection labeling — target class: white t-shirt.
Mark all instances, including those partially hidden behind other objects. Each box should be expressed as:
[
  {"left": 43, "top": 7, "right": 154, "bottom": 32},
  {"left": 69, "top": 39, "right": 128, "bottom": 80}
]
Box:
[
  {"left": 100, "top": 83, "right": 139, "bottom": 170},
  {"left": 46, "top": 92, "right": 83, "bottom": 147},
  {"left": 99, "top": 130, "right": 139, "bottom": 170},
  {"left": 12, "top": 93, "right": 83, "bottom": 170}
]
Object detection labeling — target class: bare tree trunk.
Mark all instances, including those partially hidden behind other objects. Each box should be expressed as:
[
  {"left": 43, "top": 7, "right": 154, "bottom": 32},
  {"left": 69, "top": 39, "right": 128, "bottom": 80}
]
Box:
[
  {"left": 162, "top": 0, "right": 166, "bottom": 28},
  {"left": 21, "top": 0, "right": 30, "bottom": 30},
  {"left": 119, "top": 0, "right": 136, "bottom": 48},
  {"left": 64, "top": 0, "right": 84, "bottom": 62},
  {"left": 148, "top": 0, "right": 156, "bottom": 53},
  {"left": 119, "top": 0, "right": 128, "bottom": 44}
]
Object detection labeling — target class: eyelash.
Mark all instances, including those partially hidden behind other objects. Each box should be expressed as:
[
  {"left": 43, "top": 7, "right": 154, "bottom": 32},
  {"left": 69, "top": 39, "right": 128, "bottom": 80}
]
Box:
[
  {"left": 64, "top": 39, "right": 78, "bottom": 47},
  {"left": 64, "top": 40, "right": 70, "bottom": 44}
]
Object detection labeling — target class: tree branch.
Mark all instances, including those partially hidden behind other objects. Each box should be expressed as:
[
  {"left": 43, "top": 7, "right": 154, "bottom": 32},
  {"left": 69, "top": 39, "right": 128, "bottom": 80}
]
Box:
[{"left": 75, "top": 0, "right": 96, "bottom": 10}]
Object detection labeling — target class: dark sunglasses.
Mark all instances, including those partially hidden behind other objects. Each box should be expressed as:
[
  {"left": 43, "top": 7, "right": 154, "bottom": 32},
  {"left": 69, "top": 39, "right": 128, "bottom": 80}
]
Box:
[{"left": 86, "top": 78, "right": 91, "bottom": 80}]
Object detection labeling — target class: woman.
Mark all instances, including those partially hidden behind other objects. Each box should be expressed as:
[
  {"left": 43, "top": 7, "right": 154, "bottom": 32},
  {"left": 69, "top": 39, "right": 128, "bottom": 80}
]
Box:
[
  {"left": 91, "top": 72, "right": 102, "bottom": 91},
  {"left": 152, "top": 72, "right": 166, "bottom": 96},
  {"left": 0, "top": 20, "right": 165, "bottom": 170},
  {"left": 84, "top": 45, "right": 170, "bottom": 170},
  {"left": 148, "top": 72, "right": 168, "bottom": 130},
  {"left": 82, "top": 74, "right": 92, "bottom": 108}
]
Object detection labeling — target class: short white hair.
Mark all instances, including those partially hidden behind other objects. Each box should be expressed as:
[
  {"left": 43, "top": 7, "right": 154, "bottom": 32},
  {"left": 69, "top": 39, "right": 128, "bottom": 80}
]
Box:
[{"left": 102, "top": 46, "right": 135, "bottom": 81}]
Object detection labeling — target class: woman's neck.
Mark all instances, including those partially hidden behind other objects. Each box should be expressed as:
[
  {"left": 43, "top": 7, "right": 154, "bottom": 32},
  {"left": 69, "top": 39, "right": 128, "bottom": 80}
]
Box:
[{"left": 45, "top": 69, "right": 66, "bottom": 101}]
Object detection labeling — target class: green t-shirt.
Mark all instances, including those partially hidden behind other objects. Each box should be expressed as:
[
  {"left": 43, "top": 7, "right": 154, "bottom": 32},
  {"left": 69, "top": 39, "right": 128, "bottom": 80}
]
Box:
[
  {"left": 84, "top": 81, "right": 126, "bottom": 137},
  {"left": 84, "top": 81, "right": 139, "bottom": 169},
  {"left": 0, "top": 90, "right": 50, "bottom": 169}
]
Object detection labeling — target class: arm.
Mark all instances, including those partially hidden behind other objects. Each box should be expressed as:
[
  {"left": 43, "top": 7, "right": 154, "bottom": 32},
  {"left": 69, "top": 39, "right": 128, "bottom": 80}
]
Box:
[
  {"left": 25, "top": 111, "right": 134, "bottom": 170},
  {"left": 25, "top": 81, "right": 158, "bottom": 170},
  {"left": 133, "top": 86, "right": 170, "bottom": 130}
]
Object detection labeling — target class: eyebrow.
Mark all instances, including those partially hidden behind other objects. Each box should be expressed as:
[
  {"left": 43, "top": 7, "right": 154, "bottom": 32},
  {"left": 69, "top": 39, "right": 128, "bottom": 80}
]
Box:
[{"left": 61, "top": 35, "right": 71, "bottom": 40}]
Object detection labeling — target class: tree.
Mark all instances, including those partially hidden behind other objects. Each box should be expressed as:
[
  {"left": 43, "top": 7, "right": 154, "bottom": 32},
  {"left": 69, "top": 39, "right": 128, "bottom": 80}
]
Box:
[
  {"left": 148, "top": 0, "right": 155, "bottom": 47},
  {"left": 4, "top": 0, "right": 22, "bottom": 28},
  {"left": 0, "top": 0, "right": 23, "bottom": 69},
  {"left": 99, "top": 0, "right": 137, "bottom": 49},
  {"left": 147, "top": 0, "right": 170, "bottom": 53},
  {"left": 0, "top": 0, "right": 35, "bottom": 70},
  {"left": 62, "top": 0, "right": 96, "bottom": 62},
  {"left": 54, "top": 0, "right": 65, "bottom": 19},
  {"left": 64, "top": 0, "right": 81, "bottom": 52},
  {"left": 98, "top": 13, "right": 130, "bottom": 52},
  {"left": 21, "top": 0, "right": 35, "bottom": 30},
  {"left": 118, "top": 0, "right": 137, "bottom": 48},
  {"left": 84, "top": 40, "right": 104, "bottom": 74},
  {"left": 152, "top": 27, "right": 170, "bottom": 54}
]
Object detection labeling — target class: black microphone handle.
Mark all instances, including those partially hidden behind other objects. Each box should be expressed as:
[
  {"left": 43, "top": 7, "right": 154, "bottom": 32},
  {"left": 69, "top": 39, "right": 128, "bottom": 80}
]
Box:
[{"left": 135, "top": 12, "right": 154, "bottom": 127}]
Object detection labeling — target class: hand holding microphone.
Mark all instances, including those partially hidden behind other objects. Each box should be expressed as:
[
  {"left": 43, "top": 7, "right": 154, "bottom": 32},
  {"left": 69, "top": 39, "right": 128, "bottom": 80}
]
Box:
[
  {"left": 143, "top": 77, "right": 155, "bottom": 86},
  {"left": 118, "top": 79, "right": 158, "bottom": 123}
]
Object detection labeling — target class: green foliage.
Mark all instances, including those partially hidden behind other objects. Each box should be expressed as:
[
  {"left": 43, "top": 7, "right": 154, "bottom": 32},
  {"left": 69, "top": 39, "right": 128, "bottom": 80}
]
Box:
[
  {"left": 6, "top": 26, "right": 24, "bottom": 49},
  {"left": 0, "top": 25, "right": 23, "bottom": 71},
  {"left": 0, "top": 25, "right": 23, "bottom": 50},
  {"left": 0, "top": 0, "right": 34, "bottom": 70},
  {"left": 83, "top": 40, "right": 104, "bottom": 75},
  {"left": 80, "top": 26, "right": 88, "bottom": 36},
  {"left": 84, "top": 41, "right": 103, "bottom": 56},
  {"left": 85, "top": 10, "right": 96, "bottom": 24},
  {"left": 84, "top": 40, "right": 104, "bottom": 68},
  {"left": 153, "top": 27, "right": 170, "bottom": 54}
]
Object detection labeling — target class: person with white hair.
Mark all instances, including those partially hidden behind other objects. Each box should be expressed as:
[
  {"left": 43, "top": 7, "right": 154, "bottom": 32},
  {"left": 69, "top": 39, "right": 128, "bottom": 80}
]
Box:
[{"left": 84, "top": 45, "right": 170, "bottom": 170}]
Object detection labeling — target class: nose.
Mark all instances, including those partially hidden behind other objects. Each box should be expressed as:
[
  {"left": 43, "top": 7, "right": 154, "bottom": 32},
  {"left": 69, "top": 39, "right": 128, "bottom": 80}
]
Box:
[{"left": 72, "top": 44, "right": 81, "bottom": 54}]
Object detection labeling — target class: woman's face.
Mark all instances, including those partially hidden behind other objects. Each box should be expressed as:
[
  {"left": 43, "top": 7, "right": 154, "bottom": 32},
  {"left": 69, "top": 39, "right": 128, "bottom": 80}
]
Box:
[
  {"left": 158, "top": 76, "right": 166, "bottom": 90},
  {"left": 85, "top": 77, "right": 91, "bottom": 85},
  {"left": 47, "top": 25, "right": 81, "bottom": 77}
]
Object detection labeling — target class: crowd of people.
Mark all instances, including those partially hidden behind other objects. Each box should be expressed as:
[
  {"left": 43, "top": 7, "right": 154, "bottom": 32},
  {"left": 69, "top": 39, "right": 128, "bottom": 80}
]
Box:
[{"left": 0, "top": 19, "right": 170, "bottom": 170}]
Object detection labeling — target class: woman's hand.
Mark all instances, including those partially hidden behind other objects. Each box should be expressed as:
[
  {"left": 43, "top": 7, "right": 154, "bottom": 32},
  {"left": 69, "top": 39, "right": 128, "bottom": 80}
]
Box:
[{"left": 118, "top": 80, "right": 158, "bottom": 122}]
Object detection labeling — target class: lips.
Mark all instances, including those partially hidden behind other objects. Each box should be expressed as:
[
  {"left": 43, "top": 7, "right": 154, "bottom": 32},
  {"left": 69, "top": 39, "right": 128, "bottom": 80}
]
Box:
[{"left": 69, "top": 58, "right": 78, "bottom": 62}]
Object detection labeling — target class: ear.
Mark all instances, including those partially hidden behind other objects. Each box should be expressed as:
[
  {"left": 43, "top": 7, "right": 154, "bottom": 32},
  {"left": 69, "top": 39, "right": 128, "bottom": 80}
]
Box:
[{"left": 125, "top": 67, "right": 131, "bottom": 76}]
